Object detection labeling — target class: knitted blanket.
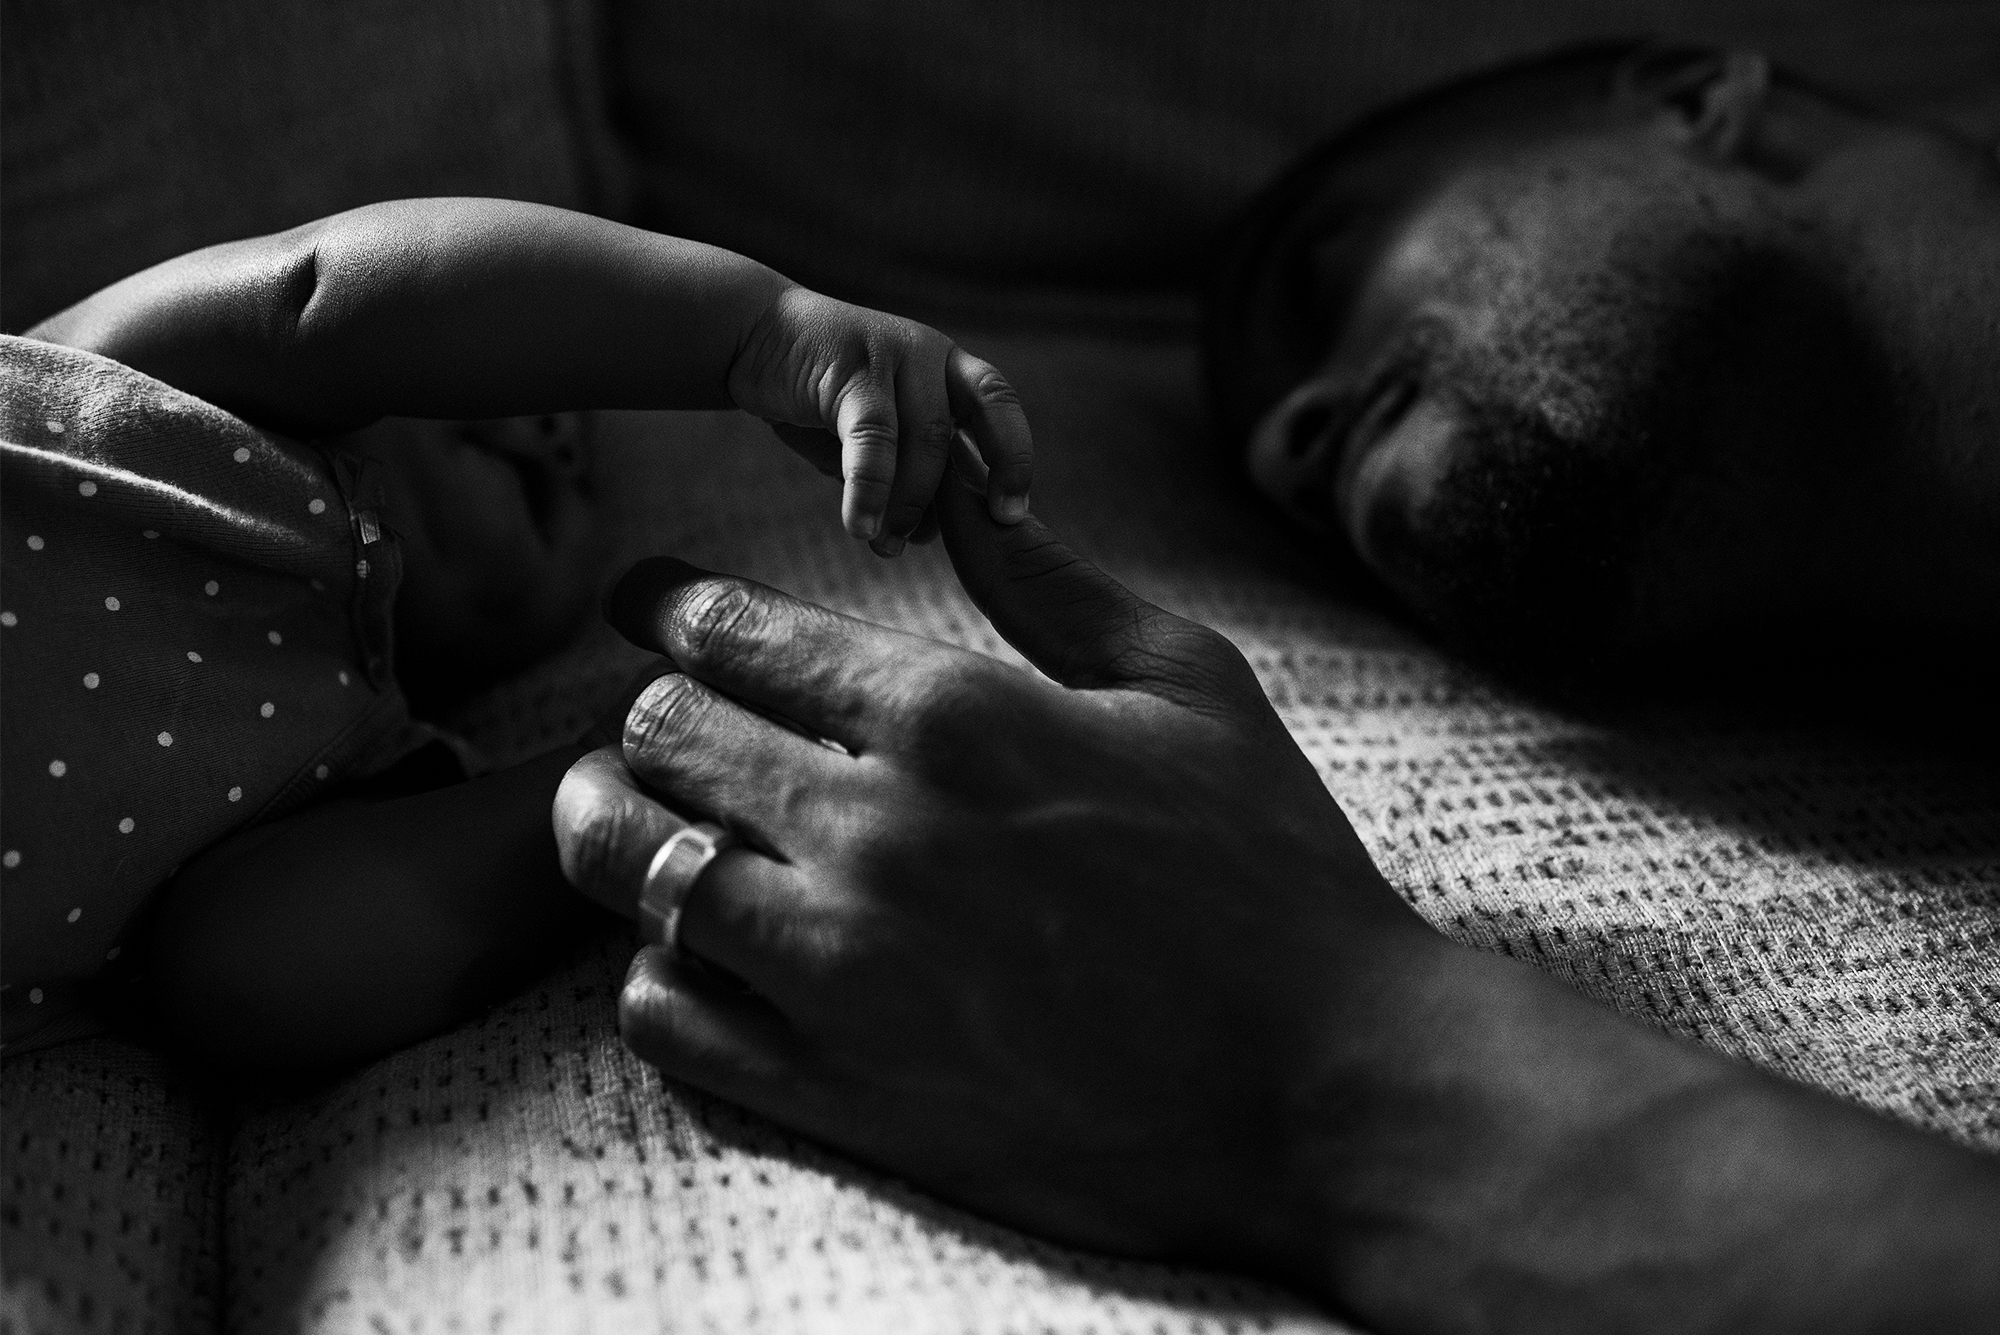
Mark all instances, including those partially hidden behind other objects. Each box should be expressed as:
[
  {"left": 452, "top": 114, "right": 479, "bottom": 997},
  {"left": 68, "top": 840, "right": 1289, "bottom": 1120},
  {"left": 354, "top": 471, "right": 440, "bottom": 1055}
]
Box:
[{"left": 6, "top": 327, "right": 1997, "bottom": 1334}]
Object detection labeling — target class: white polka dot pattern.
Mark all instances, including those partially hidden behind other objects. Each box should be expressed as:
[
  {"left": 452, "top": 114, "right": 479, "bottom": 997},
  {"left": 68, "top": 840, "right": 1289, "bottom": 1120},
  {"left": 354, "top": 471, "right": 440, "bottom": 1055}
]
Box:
[{"left": 3, "top": 333, "right": 428, "bottom": 1058}]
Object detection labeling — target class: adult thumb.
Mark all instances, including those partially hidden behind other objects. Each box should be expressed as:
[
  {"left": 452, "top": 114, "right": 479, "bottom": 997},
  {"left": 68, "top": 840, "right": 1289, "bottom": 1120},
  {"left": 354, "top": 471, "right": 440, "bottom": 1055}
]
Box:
[{"left": 934, "top": 474, "right": 1259, "bottom": 710}]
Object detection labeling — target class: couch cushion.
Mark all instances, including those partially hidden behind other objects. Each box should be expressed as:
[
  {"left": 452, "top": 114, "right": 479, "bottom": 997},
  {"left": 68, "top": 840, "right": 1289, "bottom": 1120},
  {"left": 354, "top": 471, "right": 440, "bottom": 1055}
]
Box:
[
  {"left": 221, "top": 327, "right": 2000, "bottom": 1330},
  {"left": 0, "top": 0, "right": 626, "bottom": 333},
  {"left": 611, "top": 0, "right": 2000, "bottom": 318}
]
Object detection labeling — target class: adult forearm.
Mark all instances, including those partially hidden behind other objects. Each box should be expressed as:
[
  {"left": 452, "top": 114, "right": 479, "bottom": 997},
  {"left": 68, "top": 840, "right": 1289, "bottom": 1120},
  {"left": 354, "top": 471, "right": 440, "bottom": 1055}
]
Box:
[
  {"left": 29, "top": 199, "right": 793, "bottom": 434},
  {"left": 1282, "top": 934, "right": 2000, "bottom": 1333}
]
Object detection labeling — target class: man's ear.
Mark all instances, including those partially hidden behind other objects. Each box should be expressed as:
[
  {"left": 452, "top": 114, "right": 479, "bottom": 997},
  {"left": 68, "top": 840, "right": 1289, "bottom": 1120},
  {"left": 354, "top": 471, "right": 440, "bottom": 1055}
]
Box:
[{"left": 1615, "top": 45, "right": 1772, "bottom": 162}]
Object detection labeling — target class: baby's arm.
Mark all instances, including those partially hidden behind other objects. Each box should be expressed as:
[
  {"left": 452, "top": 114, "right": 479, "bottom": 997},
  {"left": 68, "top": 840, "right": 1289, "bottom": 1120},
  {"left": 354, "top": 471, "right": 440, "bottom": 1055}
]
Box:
[
  {"left": 32, "top": 198, "right": 1031, "bottom": 546},
  {"left": 33, "top": 200, "right": 778, "bottom": 433},
  {"left": 147, "top": 746, "right": 607, "bottom": 1074},
  {"left": 148, "top": 665, "right": 679, "bottom": 1076}
]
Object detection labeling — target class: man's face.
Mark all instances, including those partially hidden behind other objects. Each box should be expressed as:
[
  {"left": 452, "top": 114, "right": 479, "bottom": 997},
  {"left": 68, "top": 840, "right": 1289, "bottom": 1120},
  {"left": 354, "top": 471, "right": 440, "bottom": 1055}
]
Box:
[{"left": 1243, "top": 51, "right": 2000, "bottom": 672}]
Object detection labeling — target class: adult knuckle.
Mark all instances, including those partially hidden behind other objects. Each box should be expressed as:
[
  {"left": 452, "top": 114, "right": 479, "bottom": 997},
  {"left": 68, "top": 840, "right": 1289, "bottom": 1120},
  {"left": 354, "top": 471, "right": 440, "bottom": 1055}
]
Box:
[
  {"left": 898, "top": 657, "right": 997, "bottom": 749},
  {"left": 625, "top": 673, "right": 710, "bottom": 768},
  {"left": 1183, "top": 623, "right": 1256, "bottom": 681},
  {"left": 1155, "top": 624, "right": 1269, "bottom": 711},
  {"left": 775, "top": 907, "right": 860, "bottom": 991},
  {"left": 670, "top": 581, "right": 761, "bottom": 672},
  {"left": 903, "top": 660, "right": 980, "bottom": 720}
]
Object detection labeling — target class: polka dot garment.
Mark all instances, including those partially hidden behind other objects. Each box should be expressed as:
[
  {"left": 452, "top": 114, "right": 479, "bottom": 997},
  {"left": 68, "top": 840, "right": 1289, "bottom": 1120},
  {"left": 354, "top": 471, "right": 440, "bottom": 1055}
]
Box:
[{"left": 0, "top": 336, "right": 441, "bottom": 1055}]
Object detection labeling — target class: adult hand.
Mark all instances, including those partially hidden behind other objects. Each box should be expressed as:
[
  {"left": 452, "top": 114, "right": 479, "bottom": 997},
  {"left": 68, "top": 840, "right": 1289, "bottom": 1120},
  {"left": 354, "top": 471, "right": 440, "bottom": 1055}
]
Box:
[
  {"left": 554, "top": 472, "right": 1433, "bottom": 1268},
  {"left": 556, "top": 478, "right": 2000, "bottom": 1331}
]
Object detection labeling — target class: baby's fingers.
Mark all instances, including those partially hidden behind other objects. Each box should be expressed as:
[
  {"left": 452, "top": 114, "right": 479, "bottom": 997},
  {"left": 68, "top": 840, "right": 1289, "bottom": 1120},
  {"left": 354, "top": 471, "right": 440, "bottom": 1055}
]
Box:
[
  {"left": 833, "top": 380, "right": 900, "bottom": 541},
  {"left": 946, "top": 348, "right": 1032, "bottom": 524},
  {"left": 879, "top": 353, "right": 954, "bottom": 557}
]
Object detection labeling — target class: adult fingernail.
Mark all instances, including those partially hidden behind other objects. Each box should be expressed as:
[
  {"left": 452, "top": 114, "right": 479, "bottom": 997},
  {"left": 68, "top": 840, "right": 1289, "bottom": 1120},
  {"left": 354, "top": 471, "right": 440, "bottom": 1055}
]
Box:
[
  {"left": 994, "top": 493, "right": 1030, "bottom": 524},
  {"left": 625, "top": 675, "right": 683, "bottom": 744},
  {"left": 856, "top": 511, "right": 883, "bottom": 541},
  {"left": 634, "top": 674, "right": 680, "bottom": 713},
  {"left": 871, "top": 532, "right": 907, "bottom": 558}
]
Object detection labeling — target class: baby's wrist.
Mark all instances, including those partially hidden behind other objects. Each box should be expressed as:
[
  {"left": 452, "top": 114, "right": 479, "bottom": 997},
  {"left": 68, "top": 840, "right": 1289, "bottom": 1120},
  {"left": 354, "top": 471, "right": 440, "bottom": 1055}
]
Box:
[{"left": 722, "top": 276, "right": 806, "bottom": 413}]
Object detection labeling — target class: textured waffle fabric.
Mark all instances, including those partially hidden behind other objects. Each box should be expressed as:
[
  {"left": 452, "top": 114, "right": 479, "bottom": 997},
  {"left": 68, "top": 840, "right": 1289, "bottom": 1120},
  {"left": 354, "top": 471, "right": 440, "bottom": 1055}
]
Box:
[
  {"left": 0, "top": 1040, "right": 224, "bottom": 1334},
  {"left": 6, "top": 0, "right": 2000, "bottom": 1323},
  {"left": 9, "top": 329, "right": 1986, "bottom": 1332}
]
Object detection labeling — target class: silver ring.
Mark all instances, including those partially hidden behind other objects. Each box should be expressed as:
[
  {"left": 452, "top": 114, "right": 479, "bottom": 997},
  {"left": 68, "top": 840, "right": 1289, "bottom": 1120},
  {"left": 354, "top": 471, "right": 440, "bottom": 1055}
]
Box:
[{"left": 639, "top": 822, "right": 736, "bottom": 950}]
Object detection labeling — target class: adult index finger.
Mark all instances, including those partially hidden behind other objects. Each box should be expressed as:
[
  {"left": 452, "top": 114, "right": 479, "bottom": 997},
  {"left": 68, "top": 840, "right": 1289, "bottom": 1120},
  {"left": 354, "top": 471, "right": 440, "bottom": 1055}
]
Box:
[
  {"left": 621, "top": 672, "right": 850, "bottom": 856},
  {"left": 552, "top": 746, "right": 690, "bottom": 915},
  {"left": 605, "top": 557, "right": 976, "bottom": 756}
]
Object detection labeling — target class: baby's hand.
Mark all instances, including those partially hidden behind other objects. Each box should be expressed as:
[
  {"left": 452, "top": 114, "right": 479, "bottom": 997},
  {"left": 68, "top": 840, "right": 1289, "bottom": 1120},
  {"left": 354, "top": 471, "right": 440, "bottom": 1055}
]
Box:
[{"left": 727, "top": 286, "right": 1032, "bottom": 554}]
